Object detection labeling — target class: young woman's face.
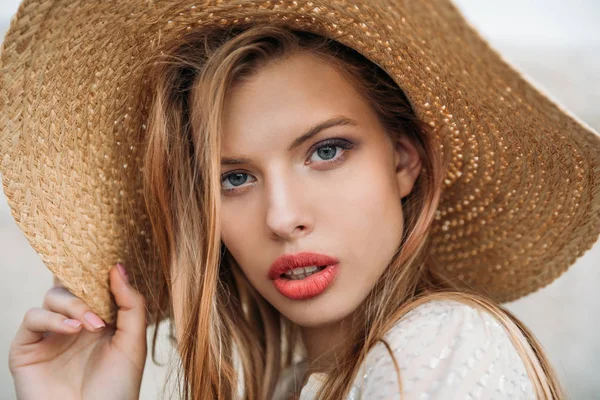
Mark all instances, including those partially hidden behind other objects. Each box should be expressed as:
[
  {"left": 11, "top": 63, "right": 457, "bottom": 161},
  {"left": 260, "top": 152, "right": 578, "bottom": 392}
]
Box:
[{"left": 219, "top": 51, "right": 422, "bottom": 327}]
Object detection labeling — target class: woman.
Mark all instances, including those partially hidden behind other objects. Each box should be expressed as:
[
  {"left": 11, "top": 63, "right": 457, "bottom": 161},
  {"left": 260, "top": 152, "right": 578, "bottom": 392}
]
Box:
[{"left": 4, "top": 1, "right": 598, "bottom": 399}]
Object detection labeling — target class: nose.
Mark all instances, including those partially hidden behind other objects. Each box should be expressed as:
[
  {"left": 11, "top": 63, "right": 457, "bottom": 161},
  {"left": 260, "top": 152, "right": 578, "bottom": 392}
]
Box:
[{"left": 265, "top": 171, "right": 313, "bottom": 241}]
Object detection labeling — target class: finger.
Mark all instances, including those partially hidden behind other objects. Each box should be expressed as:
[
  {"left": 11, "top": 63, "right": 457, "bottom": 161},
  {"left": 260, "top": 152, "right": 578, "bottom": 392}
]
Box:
[
  {"left": 42, "top": 287, "right": 107, "bottom": 332},
  {"left": 52, "top": 275, "right": 65, "bottom": 288},
  {"left": 13, "top": 307, "right": 83, "bottom": 346},
  {"left": 109, "top": 263, "right": 148, "bottom": 347}
]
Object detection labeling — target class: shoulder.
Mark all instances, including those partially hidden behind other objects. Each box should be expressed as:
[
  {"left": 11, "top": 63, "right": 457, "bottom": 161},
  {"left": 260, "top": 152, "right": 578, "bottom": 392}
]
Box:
[
  {"left": 384, "top": 298, "right": 510, "bottom": 350},
  {"left": 353, "top": 299, "right": 537, "bottom": 399}
]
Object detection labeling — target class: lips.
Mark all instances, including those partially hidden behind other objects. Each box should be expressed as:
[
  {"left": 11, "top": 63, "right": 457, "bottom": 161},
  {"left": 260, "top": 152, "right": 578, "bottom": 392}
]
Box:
[
  {"left": 273, "top": 264, "right": 340, "bottom": 300},
  {"left": 268, "top": 251, "right": 340, "bottom": 280},
  {"left": 269, "top": 251, "right": 341, "bottom": 300}
]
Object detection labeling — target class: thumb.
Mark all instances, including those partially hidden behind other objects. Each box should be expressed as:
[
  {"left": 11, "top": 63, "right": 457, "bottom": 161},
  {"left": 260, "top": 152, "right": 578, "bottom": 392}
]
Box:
[{"left": 109, "top": 263, "right": 148, "bottom": 349}]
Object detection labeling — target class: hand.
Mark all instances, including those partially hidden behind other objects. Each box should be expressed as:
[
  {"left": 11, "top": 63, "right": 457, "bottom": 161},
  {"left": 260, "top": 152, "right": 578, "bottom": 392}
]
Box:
[{"left": 9, "top": 263, "right": 148, "bottom": 400}]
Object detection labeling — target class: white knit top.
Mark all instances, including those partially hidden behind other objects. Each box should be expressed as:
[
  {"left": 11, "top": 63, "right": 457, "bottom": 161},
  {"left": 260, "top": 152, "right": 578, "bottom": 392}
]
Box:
[{"left": 272, "top": 299, "right": 538, "bottom": 399}]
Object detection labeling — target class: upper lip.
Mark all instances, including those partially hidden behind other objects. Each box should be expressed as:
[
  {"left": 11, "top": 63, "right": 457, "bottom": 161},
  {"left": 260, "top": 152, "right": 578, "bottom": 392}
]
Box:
[{"left": 268, "top": 251, "right": 340, "bottom": 280}]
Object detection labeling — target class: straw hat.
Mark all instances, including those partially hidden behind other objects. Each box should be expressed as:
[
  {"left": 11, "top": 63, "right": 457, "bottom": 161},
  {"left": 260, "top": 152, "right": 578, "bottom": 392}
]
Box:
[{"left": 1, "top": 0, "right": 599, "bottom": 325}]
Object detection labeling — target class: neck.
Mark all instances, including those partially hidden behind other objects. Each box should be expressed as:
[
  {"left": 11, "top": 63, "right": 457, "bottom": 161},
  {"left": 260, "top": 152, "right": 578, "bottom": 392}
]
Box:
[{"left": 299, "top": 310, "right": 357, "bottom": 374}]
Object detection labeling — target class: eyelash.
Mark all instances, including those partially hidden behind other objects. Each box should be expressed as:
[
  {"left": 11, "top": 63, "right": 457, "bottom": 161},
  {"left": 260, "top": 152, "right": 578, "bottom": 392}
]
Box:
[{"left": 220, "top": 138, "right": 355, "bottom": 195}]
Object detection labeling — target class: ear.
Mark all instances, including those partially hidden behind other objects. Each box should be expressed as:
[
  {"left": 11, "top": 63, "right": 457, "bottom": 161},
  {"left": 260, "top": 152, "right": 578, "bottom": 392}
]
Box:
[{"left": 392, "top": 135, "right": 422, "bottom": 199}]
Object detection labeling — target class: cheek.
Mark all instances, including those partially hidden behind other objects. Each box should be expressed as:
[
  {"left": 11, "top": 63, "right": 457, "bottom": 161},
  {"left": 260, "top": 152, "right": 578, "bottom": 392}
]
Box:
[
  {"left": 336, "top": 161, "right": 404, "bottom": 279},
  {"left": 220, "top": 210, "right": 252, "bottom": 258},
  {"left": 220, "top": 206, "right": 265, "bottom": 281},
  {"left": 337, "top": 161, "right": 403, "bottom": 237}
]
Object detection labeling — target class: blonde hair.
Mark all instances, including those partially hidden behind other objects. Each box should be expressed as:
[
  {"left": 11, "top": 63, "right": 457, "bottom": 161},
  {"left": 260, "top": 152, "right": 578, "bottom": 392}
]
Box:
[{"left": 139, "top": 24, "right": 566, "bottom": 399}]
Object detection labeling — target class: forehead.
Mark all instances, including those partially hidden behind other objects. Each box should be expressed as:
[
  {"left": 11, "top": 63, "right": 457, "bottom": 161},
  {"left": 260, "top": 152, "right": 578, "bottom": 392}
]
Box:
[{"left": 220, "top": 52, "right": 377, "bottom": 151}]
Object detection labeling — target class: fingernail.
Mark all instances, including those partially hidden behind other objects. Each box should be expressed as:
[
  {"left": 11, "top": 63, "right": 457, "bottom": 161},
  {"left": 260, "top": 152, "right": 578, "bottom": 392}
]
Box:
[
  {"left": 84, "top": 312, "right": 106, "bottom": 329},
  {"left": 116, "top": 262, "right": 129, "bottom": 283},
  {"left": 63, "top": 319, "right": 82, "bottom": 329}
]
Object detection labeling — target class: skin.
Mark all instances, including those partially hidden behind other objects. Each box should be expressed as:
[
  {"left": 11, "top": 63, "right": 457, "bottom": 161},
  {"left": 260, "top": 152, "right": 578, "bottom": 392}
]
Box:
[
  {"left": 219, "top": 51, "right": 422, "bottom": 373},
  {"left": 8, "top": 51, "right": 422, "bottom": 398},
  {"left": 9, "top": 265, "right": 148, "bottom": 399}
]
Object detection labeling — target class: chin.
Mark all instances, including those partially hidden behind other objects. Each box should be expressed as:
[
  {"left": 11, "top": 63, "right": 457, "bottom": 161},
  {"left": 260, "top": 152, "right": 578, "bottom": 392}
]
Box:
[
  {"left": 278, "top": 297, "right": 355, "bottom": 328},
  {"left": 286, "top": 313, "right": 338, "bottom": 328}
]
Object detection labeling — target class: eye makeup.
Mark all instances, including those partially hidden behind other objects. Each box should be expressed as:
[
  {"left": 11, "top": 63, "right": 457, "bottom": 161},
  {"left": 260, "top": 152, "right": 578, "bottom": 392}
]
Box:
[{"left": 220, "top": 137, "right": 356, "bottom": 195}]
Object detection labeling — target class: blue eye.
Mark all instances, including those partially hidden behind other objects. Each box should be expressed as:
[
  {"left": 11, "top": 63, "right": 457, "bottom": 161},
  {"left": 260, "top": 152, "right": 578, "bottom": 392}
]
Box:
[
  {"left": 221, "top": 138, "right": 355, "bottom": 195},
  {"left": 222, "top": 172, "right": 251, "bottom": 188},
  {"left": 308, "top": 143, "right": 341, "bottom": 162}
]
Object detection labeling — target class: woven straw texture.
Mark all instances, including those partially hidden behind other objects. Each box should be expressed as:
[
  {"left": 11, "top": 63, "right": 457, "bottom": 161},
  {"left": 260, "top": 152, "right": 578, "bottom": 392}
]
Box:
[{"left": 0, "top": 0, "right": 599, "bottom": 325}]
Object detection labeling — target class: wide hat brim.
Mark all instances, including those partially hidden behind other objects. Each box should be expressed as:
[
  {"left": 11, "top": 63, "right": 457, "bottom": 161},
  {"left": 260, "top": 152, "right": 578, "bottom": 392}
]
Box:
[{"left": 1, "top": 0, "right": 599, "bottom": 325}]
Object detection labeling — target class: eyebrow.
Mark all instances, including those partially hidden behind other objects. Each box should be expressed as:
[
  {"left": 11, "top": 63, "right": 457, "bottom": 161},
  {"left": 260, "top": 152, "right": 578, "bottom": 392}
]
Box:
[{"left": 220, "top": 116, "right": 358, "bottom": 166}]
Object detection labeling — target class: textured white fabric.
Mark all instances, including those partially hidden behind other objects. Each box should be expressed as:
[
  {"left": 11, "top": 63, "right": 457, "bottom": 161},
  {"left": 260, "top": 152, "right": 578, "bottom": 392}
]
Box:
[{"left": 275, "top": 299, "right": 538, "bottom": 399}]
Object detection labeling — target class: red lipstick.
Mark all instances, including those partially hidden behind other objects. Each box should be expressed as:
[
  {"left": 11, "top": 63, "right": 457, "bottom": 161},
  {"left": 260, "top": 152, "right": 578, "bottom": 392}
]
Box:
[{"left": 269, "top": 251, "right": 340, "bottom": 300}]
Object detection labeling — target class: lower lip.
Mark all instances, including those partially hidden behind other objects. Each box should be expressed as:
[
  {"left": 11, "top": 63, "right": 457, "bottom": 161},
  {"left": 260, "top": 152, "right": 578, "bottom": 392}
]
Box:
[{"left": 273, "top": 263, "right": 340, "bottom": 300}]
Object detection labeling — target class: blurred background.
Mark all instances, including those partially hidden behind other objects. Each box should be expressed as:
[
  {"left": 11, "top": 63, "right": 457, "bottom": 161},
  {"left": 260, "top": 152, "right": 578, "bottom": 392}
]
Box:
[{"left": 1, "top": 0, "right": 599, "bottom": 398}]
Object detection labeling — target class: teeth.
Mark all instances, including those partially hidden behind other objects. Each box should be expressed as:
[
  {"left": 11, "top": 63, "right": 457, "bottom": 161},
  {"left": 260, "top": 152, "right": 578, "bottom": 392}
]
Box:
[
  {"left": 283, "top": 265, "right": 325, "bottom": 279},
  {"left": 284, "top": 266, "right": 319, "bottom": 276}
]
